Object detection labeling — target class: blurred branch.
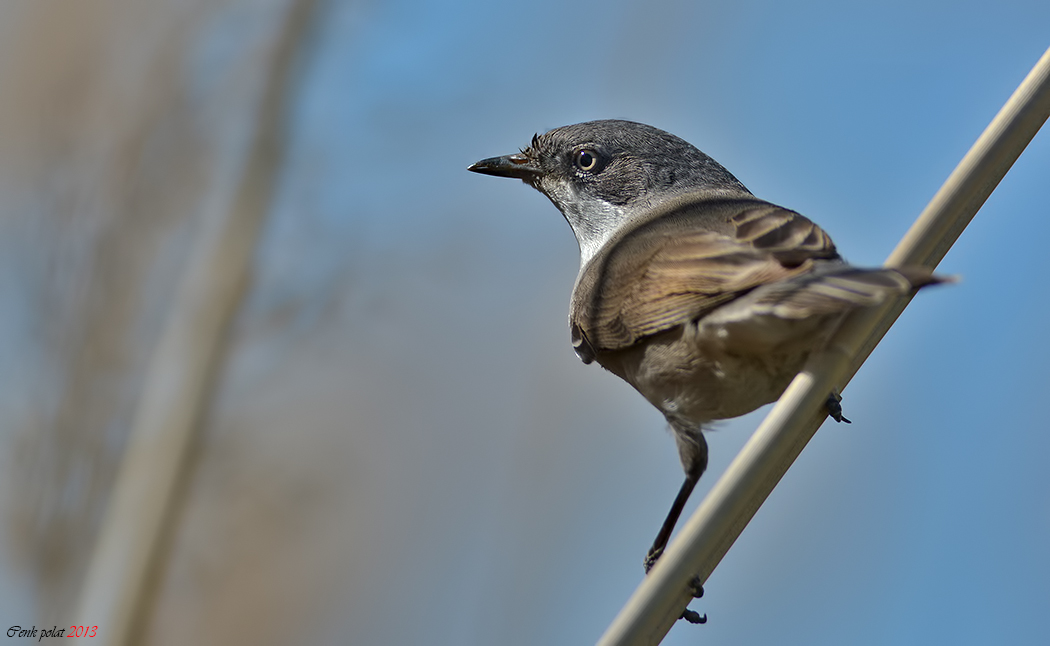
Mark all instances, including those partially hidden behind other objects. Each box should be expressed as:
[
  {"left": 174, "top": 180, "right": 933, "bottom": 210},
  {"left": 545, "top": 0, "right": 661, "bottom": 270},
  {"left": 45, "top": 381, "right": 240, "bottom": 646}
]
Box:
[
  {"left": 70, "top": 1, "right": 317, "bottom": 644},
  {"left": 598, "top": 44, "right": 1050, "bottom": 646}
]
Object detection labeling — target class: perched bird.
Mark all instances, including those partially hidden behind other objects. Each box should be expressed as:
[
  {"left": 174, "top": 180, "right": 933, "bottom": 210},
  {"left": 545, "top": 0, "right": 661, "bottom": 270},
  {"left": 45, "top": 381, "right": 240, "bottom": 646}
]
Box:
[{"left": 468, "top": 120, "right": 945, "bottom": 622}]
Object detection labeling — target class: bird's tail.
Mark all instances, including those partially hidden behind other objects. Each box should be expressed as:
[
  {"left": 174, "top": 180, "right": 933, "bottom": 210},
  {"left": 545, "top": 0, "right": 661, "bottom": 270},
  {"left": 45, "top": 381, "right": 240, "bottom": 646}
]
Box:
[
  {"left": 749, "top": 265, "right": 955, "bottom": 320},
  {"left": 695, "top": 265, "right": 955, "bottom": 354}
]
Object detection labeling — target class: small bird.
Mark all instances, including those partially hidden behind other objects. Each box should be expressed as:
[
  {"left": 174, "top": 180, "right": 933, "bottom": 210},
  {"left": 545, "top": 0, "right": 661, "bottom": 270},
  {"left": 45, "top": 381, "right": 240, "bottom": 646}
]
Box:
[{"left": 468, "top": 120, "right": 945, "bottom": 622}]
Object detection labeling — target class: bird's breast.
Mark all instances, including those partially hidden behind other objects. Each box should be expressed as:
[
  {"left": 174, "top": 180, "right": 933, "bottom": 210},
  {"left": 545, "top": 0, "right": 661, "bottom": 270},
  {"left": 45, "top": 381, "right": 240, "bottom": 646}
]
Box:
[{"left": 592, "top": 323, "right": 806, "bottom": 427}]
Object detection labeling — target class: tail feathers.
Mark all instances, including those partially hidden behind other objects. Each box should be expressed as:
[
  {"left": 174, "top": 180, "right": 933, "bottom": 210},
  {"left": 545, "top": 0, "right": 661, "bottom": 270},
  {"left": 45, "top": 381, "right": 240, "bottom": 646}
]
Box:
[
  {"left": 750, "top": 266, "right": 954, "bottom": 320},
  {"left": 893, "top": 265, "right": 957, "bottom": 290},
  {"left": 695, "top": 265, "right": 954, "bottom": 355}
]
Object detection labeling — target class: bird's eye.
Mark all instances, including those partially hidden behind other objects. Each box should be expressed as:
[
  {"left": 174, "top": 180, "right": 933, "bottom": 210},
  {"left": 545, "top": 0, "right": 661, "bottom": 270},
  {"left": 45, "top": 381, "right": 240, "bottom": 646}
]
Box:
[{"left": 574, "top": 148, "right": 600, "bottom": 172}]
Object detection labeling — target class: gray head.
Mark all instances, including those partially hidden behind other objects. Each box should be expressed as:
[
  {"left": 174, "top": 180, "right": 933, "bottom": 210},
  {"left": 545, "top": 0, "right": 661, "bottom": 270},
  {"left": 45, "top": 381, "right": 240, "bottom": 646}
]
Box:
[{"left": 469, "top": 120, "right": 750, "bottom": 264}]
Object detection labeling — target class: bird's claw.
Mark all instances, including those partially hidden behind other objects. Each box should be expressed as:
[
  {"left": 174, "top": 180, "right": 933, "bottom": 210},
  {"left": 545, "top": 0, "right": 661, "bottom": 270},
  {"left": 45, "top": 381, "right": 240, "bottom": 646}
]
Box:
[
  {"left": 688, "top": 576, "right": 704, "bottom": 598},
  {"left": 826, "top": 392, "right": 851, "bottom": 424},
  {"left": 680, "top": 609, "right": 707, "bottom": 624},
  {"left": 643, "top": 546, "right": 662, "bottom": 574},
  {"left": 646, "top": 552, "right": 707, "bottom": 624},
  {"left": 678, "top": 576, "right": 707, "bottom": 622}
]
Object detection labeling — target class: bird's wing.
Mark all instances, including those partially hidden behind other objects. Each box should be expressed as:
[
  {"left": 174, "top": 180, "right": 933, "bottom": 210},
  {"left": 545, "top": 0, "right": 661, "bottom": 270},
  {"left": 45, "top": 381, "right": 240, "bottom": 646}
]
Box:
[{"left": 570, "top": 197, "right": 840, "bottom": 357}]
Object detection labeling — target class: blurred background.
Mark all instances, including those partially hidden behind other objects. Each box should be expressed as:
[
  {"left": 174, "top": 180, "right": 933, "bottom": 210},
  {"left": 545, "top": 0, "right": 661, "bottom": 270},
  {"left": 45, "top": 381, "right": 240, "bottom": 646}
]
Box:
[{"left": 1, "top": 0, "right": 1048, "bottom": 644}]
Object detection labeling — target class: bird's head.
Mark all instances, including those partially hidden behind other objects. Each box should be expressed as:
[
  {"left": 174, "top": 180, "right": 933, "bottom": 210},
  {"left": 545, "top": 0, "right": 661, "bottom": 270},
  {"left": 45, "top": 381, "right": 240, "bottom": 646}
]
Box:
[{"left": 469, "top": 120, "right": 749, "bottom": 263}]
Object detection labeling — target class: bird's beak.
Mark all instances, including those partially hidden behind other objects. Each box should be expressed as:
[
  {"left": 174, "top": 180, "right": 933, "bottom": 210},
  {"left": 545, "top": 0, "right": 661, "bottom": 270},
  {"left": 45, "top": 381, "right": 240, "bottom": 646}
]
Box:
[{"left": 467, "top": 153, "right": 540, "bottom": 180}]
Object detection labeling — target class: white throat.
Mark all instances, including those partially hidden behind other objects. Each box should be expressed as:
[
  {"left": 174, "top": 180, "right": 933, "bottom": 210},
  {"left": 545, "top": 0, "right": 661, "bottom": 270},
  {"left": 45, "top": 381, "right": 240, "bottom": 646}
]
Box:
[
  {"left": 540, "top": 178, "right": 632, "bottom": 268},
  {"left": 566, "top": 201, "right": 629, "bottom": 267}
]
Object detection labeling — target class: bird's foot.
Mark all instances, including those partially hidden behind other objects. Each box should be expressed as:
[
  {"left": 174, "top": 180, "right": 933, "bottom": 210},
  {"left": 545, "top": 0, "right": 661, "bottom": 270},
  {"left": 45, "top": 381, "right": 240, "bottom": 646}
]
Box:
[
  {"left": 680, "top": 575, "right": 706, "bottom": 622},
  {"left": 688, "top": 576, "right": 704, "bottom": 598},
  {"left": 645, "top": 550, "right": 708, "bottom": 624},
  {"left": 681, "top": 609, "right": 708, "bottom": 624},
  {"left": 826, "top": 392, "right": 851, "bottom": 424},
  {"left": 643, "top": 545, "right": 662, "bottom": 574}
]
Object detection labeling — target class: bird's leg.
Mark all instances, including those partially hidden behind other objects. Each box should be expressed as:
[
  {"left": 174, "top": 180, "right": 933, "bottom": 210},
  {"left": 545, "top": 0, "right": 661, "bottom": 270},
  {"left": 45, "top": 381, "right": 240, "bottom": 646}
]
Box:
[
  {"left": 645, "top": 429, "right": 709, "bottom": 623},
  {"left": 643, "top": 474, "right": 708, "bottom": 623},
  {"left": 644, "top": 473, "right": 698, "bottom": 574},
  {"left": 825, "top": 391, "right": 851, "bottom": 424}
]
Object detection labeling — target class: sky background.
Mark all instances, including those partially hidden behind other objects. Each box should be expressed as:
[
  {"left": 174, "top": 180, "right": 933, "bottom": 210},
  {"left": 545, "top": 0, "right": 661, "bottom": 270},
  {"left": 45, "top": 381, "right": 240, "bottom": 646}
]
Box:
[{"left": 2, "top": 1, "right": 1049, "bottom": 644}]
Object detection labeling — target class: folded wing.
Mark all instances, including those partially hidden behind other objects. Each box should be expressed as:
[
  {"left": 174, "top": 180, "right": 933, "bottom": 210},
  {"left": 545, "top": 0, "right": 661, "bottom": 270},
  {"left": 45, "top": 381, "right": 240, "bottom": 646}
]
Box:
[{"left": 570, "top": 196, "right": 842, "bottom": 359}]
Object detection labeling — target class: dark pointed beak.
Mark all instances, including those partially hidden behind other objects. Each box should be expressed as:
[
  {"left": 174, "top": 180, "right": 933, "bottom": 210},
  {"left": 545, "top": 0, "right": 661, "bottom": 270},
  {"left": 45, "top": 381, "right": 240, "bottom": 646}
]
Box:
[{"left": 467, "top": 153, "right": 541, "bottom": 180}]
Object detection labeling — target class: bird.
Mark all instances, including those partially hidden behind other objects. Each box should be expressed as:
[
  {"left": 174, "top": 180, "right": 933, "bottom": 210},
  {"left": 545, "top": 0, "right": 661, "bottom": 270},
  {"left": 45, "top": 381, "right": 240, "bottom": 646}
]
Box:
[{"left": 468, "top": 119, "right": 946, "bottom": 623}]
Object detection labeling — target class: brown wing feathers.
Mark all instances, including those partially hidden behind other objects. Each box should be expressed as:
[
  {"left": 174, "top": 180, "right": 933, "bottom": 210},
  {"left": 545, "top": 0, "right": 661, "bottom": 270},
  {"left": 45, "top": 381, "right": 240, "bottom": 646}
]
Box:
[
  {"left": 731, "top": 204, "right": 838, "bottom": 265},
  {"left": 571, "top": 198, "right": 840, "bottom": 352}
]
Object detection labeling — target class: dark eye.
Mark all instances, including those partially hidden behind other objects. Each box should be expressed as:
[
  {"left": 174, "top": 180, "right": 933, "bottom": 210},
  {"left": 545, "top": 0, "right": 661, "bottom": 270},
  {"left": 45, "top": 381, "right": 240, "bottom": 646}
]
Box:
[{"left": 574, "top": 148, "right": 600, "bottom": 172}]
